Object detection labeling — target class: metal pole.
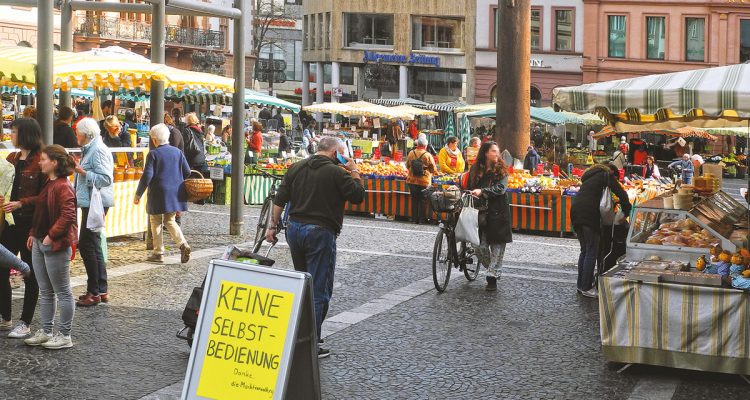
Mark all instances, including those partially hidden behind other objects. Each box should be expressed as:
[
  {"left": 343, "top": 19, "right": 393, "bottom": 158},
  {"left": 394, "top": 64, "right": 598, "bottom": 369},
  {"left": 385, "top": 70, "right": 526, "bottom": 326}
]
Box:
[
  {"left": 142, "top": 0, "right": 241, "bottom": 18},
  {"left": 37, "top": 0, "right": 54, "bottom": 144},
  {"left": 229, "top": 0, "right": 246, "bottom": 236},
  {"left": 150, "top": 0, "right": 165, "bottom": 129},
  {"left": 59, "top": 0, "right": 73, "bottom": 109},
  {"left": 70, "top": 0, "right": 221, "bottom": 17}
]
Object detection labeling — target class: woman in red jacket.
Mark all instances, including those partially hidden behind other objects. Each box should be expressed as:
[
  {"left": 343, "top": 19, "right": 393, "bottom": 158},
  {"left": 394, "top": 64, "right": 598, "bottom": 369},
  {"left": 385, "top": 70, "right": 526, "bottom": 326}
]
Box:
[
  {"left": 23, "top": 145, "right": 78, "bottom": 350},
  {"left": 247, "top": 121, "right": 264, "bottom": 154}
]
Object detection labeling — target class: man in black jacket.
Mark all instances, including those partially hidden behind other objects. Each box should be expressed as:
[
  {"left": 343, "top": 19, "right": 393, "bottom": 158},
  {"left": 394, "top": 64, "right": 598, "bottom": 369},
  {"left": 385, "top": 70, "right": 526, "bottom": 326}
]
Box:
[
  {"left": 570, "top": 163, "right": 631, "bottom": 298},
  {"left": 53, "top": 106, "right": 78, "bottom": 148},
  {"left": 266, "top": 137, "right": 365, "bottom": 358}
]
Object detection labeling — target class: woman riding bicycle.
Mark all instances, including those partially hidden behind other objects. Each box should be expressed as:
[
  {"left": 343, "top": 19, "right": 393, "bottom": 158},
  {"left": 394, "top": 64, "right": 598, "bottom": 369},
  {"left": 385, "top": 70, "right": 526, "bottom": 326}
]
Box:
[{"left": 464, "top": 141, "right": 512, "bottom": 291}]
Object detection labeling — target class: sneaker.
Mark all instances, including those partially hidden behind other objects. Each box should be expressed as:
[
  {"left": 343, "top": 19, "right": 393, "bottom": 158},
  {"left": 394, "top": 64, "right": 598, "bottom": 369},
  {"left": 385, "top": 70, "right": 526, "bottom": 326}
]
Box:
[
  {"left": 24, "top": 330, "right": 52, "bottom": 346},
  {"left": 42, "top": 333, "right": 73, "bottom": 350},
  {"left": 145, "top": 254, "right": 164, "bottom": 264},
  {"left": 485, "top": 276, "right": 497, "bottom": 291},
  {"left": 0, "top": 319, "right": 12, "bottom": 331},
  {"left": 317, "top": 348, "right": 331, "bottom": 359},
  {"left": 99, "top": 293, "right": 109, "bottom": 303},
  {"left": 578, "top": 288, "right": 598, "bottom": 298},
  {"left": 180, "top": 243, "right": 192, "bottom": 264},
  {"left": 76, "top": 294, "right": 101, "bottom": 307},
  {"left": 7, "top": 323, "right": 31, "bottom": 338}
]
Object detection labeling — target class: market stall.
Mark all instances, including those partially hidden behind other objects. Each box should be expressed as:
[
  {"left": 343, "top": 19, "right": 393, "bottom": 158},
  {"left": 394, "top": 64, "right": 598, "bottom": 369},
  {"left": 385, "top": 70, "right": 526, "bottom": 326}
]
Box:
[
  {"left": 554, "top": 64, "right": 750, "bottom": 377},
  {"left": 598, "top": 191, "right": 750, "bottom": 375}
]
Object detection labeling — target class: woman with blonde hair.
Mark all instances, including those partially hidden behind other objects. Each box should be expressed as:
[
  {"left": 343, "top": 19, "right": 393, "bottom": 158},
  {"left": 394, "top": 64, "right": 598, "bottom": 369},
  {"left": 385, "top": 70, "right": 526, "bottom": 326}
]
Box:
[
  {"left": 102, "top": 115, "right": 124, "bottom": 148},
  {"left": 183, "top": 112, "right": 208, "bottom": 177}
]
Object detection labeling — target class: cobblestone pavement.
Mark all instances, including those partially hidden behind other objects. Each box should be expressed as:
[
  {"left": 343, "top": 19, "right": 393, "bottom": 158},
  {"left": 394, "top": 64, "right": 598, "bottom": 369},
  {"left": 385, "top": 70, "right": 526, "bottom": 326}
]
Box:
[{"left": 1, "top": 202, "right": 748, "bottom": 399}]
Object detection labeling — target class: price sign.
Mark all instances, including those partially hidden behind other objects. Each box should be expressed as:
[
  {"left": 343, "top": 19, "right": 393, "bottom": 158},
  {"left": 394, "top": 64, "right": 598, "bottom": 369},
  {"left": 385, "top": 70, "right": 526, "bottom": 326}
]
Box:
[{"left": 209, "top": 166, "right": 224, "bottom": 181}]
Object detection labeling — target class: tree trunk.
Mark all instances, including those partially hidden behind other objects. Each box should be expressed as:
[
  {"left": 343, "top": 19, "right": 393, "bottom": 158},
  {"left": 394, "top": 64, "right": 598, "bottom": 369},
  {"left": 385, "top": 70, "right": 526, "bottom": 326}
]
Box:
[{"left": 495, "top": 0, "right": 531, "bottom": 161}]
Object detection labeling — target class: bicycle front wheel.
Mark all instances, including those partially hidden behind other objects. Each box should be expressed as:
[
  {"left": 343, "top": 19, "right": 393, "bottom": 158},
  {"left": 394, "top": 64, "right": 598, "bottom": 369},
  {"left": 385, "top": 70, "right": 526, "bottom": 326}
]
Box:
[
  {"left": 252, "top": 199, "right": 272, "bottom": 253},
  {"left": 460, "top": 242, "right": 480, "bottom": 281},
  {"left": 432, "top": 228, "right": 453, "bottom": 292}
]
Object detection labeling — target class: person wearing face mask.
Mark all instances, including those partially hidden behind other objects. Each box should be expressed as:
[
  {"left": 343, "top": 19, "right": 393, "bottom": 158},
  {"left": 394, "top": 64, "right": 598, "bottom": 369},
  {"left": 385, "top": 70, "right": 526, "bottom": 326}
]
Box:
[{"left": 264, "top": 137, "right": 365, "bottom": 358}]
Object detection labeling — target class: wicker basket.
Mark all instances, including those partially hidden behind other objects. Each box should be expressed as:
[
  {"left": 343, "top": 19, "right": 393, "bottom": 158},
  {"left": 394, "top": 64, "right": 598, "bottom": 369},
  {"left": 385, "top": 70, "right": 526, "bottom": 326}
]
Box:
[
  {"left": 185, "top": 170, "right": 214, "bottom": 202},
  {"left": 427, "top": 189, "right": 462, "bottom": 213}
]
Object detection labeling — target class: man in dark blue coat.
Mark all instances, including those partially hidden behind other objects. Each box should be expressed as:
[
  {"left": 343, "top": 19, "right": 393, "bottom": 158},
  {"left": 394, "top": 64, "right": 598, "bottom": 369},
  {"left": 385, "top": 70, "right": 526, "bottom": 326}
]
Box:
[{"left": 134, "top": 123, "right": 192, "bottom": 264}]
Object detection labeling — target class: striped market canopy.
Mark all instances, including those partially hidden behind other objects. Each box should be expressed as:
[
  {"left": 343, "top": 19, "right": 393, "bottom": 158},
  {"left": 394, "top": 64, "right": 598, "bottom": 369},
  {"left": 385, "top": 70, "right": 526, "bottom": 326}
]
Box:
[
  {"left": 390, "top": 105, "right": 438, "bottom": 119},
  {"left": 0, "top": 46, "right": 234, "bottom": 93},
  {"left": 425, "top": 100, "right": 468, "bottom": 112},
  {"left": 466, "top": 106, "right": 593, "bottom": 125},
  {"left": 553, "top": 64, "right": 750, "bottom": 126},
  {"left": 367, "top": 97, "right": 430, "bottom": 107},
  {"left": 454, "top": 103, "right": 495, "bottom": 114}
]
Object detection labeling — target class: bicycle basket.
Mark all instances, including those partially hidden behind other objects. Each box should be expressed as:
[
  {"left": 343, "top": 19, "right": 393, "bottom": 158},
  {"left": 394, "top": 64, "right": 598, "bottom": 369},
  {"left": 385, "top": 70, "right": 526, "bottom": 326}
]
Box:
[{"left": 428, "top": 189, "right": 462, "bottom": 212}]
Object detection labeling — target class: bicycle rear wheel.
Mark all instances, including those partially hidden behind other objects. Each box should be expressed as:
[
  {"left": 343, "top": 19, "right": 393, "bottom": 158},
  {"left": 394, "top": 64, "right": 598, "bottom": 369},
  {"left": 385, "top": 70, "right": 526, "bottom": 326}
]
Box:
[
  {"left": 460, "top": 242, "right": 480, "bottom": 281},
  {"left": 432, "top": 228, "right": 453, "bottom": 292},
  {"left": 252, "top": 199, "right": 272, "bottom": 253}
]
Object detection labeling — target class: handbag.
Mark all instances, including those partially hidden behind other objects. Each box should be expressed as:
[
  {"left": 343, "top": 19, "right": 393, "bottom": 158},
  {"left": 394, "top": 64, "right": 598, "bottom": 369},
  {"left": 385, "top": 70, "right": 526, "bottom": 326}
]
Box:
[
  {"left": 599, "top": 185, "right": 616, "bottom": 226},
  {"left": 455, "top": 196, "right": 481, "bottom": 246},
  {"left": 87, "top": 187, "right": 106, "bottom": 233}
]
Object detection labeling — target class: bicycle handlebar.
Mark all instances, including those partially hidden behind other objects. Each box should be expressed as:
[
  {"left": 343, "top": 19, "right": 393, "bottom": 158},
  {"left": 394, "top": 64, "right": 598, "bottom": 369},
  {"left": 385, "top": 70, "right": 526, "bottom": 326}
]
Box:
[{"left": 256, "top": 168, "right": 284, "bottom": 181}]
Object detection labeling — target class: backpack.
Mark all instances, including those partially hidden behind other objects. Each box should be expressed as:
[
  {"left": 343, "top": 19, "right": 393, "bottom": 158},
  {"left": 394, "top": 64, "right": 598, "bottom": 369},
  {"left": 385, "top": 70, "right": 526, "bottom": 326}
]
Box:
[{"left": 409, "top": 150, "right": 429, "bottom": 177}]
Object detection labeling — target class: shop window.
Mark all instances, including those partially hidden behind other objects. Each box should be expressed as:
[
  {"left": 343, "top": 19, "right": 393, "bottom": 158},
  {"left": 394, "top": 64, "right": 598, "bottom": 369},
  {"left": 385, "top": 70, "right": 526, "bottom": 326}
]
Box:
[
  {"left": 530, "top": 86, "right": 541, "bottom": 107},
  {"left": 608, "top": 15, "right": 626, "bottom": 58},
  {"left": 17, "top": 41, "right": 31, "bottom": 48},
  {"left": 685, "top": 18, "right": 705, "bottom": 62},
  {"left": 531, "top": 8, "right": 541, "bottom": 51},
  {"left": 554, "top": 9, "right": 573, "bottom": 52},
  {"left": 344, "top": 13, "right": 394, "bottom": 49},
  {"left": 490, "top": 86, "right": 496, "bottom": 102},
  {"left": 646, "top": 16, "right": 666, "bottom": 60},
  {"left": 325, "top": 12, "right": 331, "bottom": 49},
  {"left": 412, "top": 16, "right": 464, "bottom": 52},
  {"left": 493, "top": 8, "right": 499, "bottom": 48},
  {"left": 309, "top": 64, "right": 355, "bottom": 85},
  {"left": 411, "top": 69, "right": 464, "bottom": 98},
  {"left": 740, "top": 20, "right": 750, "bottom": 62}
]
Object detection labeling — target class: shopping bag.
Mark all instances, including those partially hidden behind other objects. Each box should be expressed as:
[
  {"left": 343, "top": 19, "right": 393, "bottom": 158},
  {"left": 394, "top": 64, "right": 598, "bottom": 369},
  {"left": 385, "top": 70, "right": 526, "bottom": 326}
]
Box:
[
  {"left": 454, "top": 197, "right": 481, "bottom": 246},
  {"left": 87, "top": 187, "right": 106, "bottom": 233},
  {"left": 599, "top": 186, "right": 615, "bottom": 226}
]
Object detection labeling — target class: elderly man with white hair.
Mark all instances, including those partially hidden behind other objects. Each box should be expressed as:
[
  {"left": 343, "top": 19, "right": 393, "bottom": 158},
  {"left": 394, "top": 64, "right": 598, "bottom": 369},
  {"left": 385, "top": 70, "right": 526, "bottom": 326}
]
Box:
[
  {"left": 134, "top": 124, "right": 192, "bottom": 265},
  {"left": 73, "top": 117, "right": 115, "bottom": 307}
]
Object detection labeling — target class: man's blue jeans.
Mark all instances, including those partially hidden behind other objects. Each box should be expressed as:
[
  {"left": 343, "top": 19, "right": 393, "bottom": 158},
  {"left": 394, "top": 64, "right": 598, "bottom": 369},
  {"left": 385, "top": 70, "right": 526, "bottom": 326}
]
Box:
[{"left": 286, "top": 220, "right": 336, "bottom": 339}]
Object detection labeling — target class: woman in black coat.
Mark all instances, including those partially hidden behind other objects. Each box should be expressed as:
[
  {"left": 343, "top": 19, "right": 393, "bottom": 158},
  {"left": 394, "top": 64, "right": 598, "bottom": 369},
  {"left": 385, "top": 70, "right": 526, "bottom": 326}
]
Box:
[
  {"left": 465, "top": 141, "right": 512, "bottom": 291},
  {"left": 570, "top": 163, "right": 631, "bottom": 298}
]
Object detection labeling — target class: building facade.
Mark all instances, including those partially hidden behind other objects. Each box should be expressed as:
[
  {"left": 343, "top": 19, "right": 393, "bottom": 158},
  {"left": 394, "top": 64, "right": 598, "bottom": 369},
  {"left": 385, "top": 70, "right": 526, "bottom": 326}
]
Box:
[
  {"left": 582, "top": 0, "right": 750, "bottom": 83},
  {"left": 302, "top": 0, "right": 476, "bottom": 104},
  {"left": 254, "top": 0, "right": 305, "bottom": 100},
  {"left": 475, "top": 0, "right": 584, "bottom": 106},
  {"left": 0, "top": 5, "right": 61, "bottom": 49}
]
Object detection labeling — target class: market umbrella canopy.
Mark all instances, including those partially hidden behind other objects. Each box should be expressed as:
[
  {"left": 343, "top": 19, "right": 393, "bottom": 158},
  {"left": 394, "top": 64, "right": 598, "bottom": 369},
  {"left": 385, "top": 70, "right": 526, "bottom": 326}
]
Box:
[
  {"left": 340, "top": 101, "right": 408, "bottom": 119},
  {"left": 454, "top": 103, "right": 496, "bottom": 114},
  {"left": 653, "top": 127, "right": 718, "bottom": 141},
  {"left": 368, "top": 97, "right": 430, "bottom": 107},
  {"left": 303, "top": 102, "right": 354, "bottom": 114},
  {"left": 0, "top": 46, "right": 234, "bottom": 93},
  {"left": 553, "top": 63, "right": 750, "bottom": 127},
  {"left": 465, "top": 106, "right": 589, "bottom": 125},
  {"left": 390, "top": 104, "right": 438, "bottom": 119}
]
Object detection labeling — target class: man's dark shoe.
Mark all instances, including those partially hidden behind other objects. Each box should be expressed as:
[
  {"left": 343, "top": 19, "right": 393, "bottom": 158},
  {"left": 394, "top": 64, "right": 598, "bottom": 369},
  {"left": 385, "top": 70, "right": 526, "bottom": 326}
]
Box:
[
  {"left": 317, "top": 348, "right": 330, "bottom": 359},
  {"left": 485, "top": 276, "right": 497, "bottom": 291}
]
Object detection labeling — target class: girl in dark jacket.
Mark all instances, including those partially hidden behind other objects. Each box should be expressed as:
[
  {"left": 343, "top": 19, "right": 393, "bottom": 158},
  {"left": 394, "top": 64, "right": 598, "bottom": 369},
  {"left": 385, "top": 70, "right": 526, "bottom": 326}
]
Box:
[
  {"left": 570, "top": 163, "right": 632, "bottom": 298},
  {"left": 465, "top": 141, "right": 513, "bottom": 291}
]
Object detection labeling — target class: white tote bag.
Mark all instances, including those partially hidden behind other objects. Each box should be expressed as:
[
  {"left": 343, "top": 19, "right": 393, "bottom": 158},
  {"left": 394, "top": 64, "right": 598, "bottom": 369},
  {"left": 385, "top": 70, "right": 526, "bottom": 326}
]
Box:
[
  {"left": 454, "top": 197, "right": 481, "bottom": 246},
  {"left": 599, "top": 186, "right": 616, "bottom": 226},
  {"left": 87, "top": 187, "right": 106, "bottom": 233}
]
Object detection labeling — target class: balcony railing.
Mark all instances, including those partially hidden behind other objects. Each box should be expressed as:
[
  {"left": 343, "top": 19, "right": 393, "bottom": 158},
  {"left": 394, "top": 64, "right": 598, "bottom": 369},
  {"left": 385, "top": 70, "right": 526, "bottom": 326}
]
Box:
[{"left": 75, "top": 16, "right": 225, "bottom": 49}]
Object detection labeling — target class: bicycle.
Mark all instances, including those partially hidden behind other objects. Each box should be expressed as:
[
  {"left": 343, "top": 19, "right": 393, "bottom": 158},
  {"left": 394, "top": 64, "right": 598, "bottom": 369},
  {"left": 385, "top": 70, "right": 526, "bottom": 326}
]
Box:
[
  {"left": 252, "top": 169, "right": 289, "bottom": 254},
  {"left": 426, "top": 189, "right": 482, "bottom": 292}
]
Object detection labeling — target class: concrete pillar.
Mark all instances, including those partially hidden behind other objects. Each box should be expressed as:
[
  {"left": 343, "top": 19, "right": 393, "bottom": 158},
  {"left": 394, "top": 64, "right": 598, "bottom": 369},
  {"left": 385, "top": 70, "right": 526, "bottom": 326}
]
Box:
[
  {"left": 37, "top": 1, "right": 54, "bottom": 144},
  {"left": 59, "top": 0, "right": 73, "bottom": 109},
  {"left": 399, "top": 65, "right": 408, "bottom": 99},
  {"left": 301, "top": 62, "right": 310, "bottom": 106},
  {"left": 331, "top": 61, "right": 340, "bottom": 103},
  {"left": 496, "top": 0, "right": 531, "bottom": 160},
  {"left": 315, "top": 62, "right": 324, "bottom": 122},
  {"left": 229, "top": 0, "right": 247, "bottom": 236},
  {"left": 357, "top": 65, "right": 366, "bottom": 100}
]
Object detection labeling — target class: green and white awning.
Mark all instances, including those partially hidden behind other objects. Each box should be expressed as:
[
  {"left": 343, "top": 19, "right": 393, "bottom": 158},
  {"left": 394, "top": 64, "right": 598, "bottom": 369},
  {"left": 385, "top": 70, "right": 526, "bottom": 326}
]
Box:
[{"left": 553, "top": 64, "right": 750, "bottom": 126}]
